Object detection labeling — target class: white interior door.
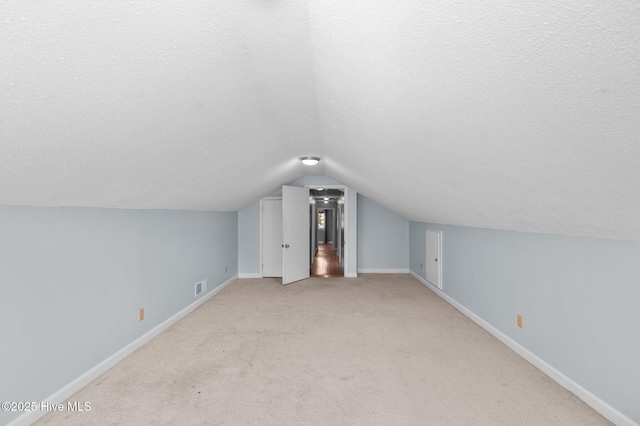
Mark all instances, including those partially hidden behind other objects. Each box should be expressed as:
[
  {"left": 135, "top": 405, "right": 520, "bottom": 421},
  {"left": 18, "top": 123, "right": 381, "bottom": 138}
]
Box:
[
  {"left": 282, "top": 185, "right": 310, "bottom": 285},
  {"left": 262, "top": 199, "right": 282, "bottom": 277},
  {"left": 426, "top": 230, "right": 442, "bottom": 289},
  {"left": 336, "top": 205, "right": 342, "bottom": 265},
  {"left": 310, "top": 203, "right": 317, "bottom": 266}
]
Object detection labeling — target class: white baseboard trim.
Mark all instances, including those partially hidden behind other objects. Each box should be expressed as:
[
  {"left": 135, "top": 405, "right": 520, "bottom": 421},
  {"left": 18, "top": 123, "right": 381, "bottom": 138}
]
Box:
[
  {"left": 344, "top": 272, "right": 358, "bottom": 278},
  {"left": 357, "top": 268, "right": 410, "bottom": 274},
  {"left": 8, "top": 275, "right": 238, "bottom": 426},
  {"left": 238, "top": 273, "right": 261, "bottom": 279},
  {"left": 408, "top": 271, "right": 636, "bottom": 426}
]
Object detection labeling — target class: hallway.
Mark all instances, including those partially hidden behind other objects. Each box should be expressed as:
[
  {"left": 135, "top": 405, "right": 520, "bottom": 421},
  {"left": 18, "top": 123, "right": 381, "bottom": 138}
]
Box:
[{"left": 310, "top": 243, "right": 343, "bottom": 278}]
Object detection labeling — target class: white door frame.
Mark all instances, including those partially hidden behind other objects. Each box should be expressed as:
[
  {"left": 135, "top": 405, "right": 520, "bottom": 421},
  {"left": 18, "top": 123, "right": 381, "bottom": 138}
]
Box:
[
  {"left": 310, "top": 201, "right": 317, "bottom": 266},
  {"left": 336, "top": 202, "right": 343, "bottom": 270},
  {"left": 306, "top": 185, "right": 352, "bottom": 277}
]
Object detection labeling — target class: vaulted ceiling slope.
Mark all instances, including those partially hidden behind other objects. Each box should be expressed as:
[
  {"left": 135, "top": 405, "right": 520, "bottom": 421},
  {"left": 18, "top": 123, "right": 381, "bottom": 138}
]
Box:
[
  {"left": 1, "top": 1, "right": 321, "bottom": 210},
  {"left": 2, "top": 2, "right": 640, "bottom": 241}
]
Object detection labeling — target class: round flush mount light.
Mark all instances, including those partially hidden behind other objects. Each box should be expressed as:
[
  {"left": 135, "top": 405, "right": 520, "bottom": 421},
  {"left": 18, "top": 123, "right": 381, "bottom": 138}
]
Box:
[{"left": 300, "top": 156, "right": 321, "bottom": 166}]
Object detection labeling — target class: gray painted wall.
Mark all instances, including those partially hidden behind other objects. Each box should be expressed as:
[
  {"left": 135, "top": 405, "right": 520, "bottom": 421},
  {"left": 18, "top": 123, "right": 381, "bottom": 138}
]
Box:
[
  {"left": 238, "top": 200, "right": 260, "bottom": 275},
  {"left": 357, "top": 195, "right": 409, "bottom": 271},
  {"left": 409, "top": 221, "right": 640, "bottom": 423},
  {"left": 0, "top": 206, "right": 237, "bottom": 425}
]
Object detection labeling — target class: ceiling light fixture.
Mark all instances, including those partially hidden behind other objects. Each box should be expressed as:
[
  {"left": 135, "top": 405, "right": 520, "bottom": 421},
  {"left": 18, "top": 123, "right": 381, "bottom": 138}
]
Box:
[
  {"left": 300, "top": 156, "right": 321, "bottom": 166},
  {"left": 324, "top": 197, "right": 329, "bottom": 200}
]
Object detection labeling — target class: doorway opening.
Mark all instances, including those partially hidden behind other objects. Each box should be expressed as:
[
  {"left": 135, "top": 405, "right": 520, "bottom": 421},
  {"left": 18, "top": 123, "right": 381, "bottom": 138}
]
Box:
[
  {"left": 309, "top": 188, "right": 344, "bottom": 278},
  {"left": 259, "top": 184, "right": 355, "bottom": 283}
]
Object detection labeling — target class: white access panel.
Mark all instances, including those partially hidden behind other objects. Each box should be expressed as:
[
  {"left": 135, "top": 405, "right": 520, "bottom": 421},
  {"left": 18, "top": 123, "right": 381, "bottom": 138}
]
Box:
[
  {"left": 262, "top": 199, "right": 283, "bottom": 277},
  {"left": 426, "top": 230, "right": 442, "bottom": 289}
]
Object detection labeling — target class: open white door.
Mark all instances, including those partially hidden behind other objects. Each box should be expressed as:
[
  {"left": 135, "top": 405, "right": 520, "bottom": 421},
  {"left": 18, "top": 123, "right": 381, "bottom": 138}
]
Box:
[{"left": 282, "top": 185, "right": 310, "bottom": 285}]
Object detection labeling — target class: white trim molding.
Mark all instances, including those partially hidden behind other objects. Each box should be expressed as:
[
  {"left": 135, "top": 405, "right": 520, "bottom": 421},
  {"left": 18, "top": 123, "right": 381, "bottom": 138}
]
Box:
[
  {"left": 8, "top": 275, "right": 238, "bottom": 426},
  {"left": 409, "top": 271, "right": 637, "bottom": 426},
  {"left": 238, "top": 273, "right": 261, "bottom": 279},
  {"left": 357, "top": 268, "right": 410, "bottom": 274}
]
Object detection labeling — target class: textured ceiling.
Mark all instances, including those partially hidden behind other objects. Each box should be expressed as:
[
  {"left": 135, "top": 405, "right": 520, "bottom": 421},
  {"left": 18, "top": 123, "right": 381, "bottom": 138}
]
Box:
[
  {"left": 2, "top": 1, "right": 640, "bottom": 241},
  {"left": 1, "top": 1, "right": 321, "bottom": 210}
]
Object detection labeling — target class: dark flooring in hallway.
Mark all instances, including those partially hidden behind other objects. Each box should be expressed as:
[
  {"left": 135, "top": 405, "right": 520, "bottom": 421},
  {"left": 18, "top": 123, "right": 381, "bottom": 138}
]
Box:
[{"left": 310, "top": 243, "right": 344, "bottom": 278}]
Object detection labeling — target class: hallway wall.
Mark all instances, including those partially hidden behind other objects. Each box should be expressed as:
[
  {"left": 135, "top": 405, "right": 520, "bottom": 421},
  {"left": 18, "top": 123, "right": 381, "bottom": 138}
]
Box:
[{"left": 317, "top": 202, "right": 337, "bottom": 244}]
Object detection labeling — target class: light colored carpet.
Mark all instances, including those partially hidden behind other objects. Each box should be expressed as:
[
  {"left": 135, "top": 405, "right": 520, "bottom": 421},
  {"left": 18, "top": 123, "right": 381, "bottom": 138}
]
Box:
[{"left": 37, "top": 274, "right": 609, "bottom": 425}]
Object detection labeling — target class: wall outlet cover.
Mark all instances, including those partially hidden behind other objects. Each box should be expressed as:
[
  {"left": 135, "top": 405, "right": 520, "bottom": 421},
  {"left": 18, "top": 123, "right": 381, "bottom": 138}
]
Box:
[{"left": 517, "top": 313, "right": 523, "bottom": 329}]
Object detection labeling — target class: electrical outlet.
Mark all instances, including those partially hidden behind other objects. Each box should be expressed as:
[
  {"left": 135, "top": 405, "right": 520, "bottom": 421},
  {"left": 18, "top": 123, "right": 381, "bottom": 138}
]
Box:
[
  {"left": 139, "top": 308, "right": 144, "bottom": 321},
  {"left": 517, "top": 313, "right": 523, "bottom": 329}
]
